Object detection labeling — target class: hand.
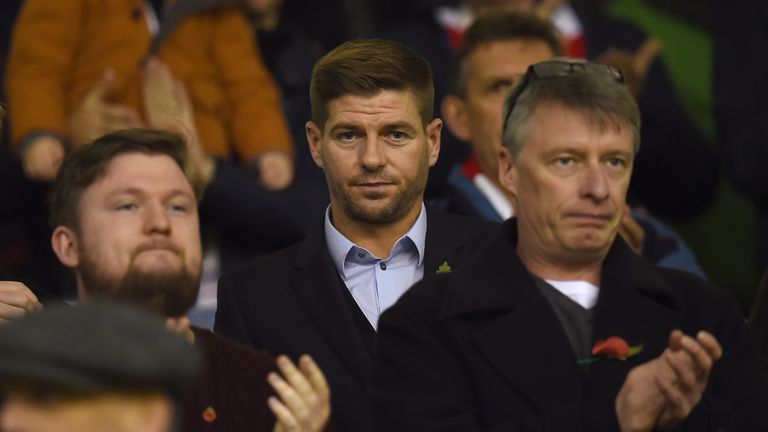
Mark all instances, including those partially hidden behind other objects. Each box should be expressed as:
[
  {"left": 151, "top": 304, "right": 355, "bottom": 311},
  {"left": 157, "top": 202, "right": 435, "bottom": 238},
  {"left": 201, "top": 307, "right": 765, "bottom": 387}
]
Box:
[
  {"left": 619, "top": 204, "right": 645, "bottom": 255},
  {"left": 535, "top": 0, "right": 567, "bottom": 19},
  {"left": 596, "top": 37, "right": 662, "bottom": 97},
  {"left": 165, "top": 316, "right": 195, "bottom": 344},
  {"left": 615, "top": 329, "right": 722, "bottom": 432},
  {"left": 68, "top": 69, "right": 144, "bottom": 147},
  {"left": 0, "top": 281, "right": 41, "bottom": 323},
  {"left": 654, "top": 330, "right": 721, "bottom": 431},
  {"left": 257, "top": 151, "right": 294, "bottom": 191},
  {"left": 142, "top": 58, "right": 215, "bottom": 189},
  {"left": 616, "top": 358, "right": 666, "bottom": 432},
  {"left": 269, "top": 355, "right": 331, "bottom": 432},
  {"left": 21, "top": 136, "right": 66, "bottom": 182}
]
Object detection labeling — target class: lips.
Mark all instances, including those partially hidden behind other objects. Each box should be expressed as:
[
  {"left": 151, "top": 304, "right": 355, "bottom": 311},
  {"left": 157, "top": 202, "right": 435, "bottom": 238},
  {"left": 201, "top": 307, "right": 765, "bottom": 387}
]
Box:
[
  {"left": 132, "top": 241, "right": 182, "bottom": 259},
  {"left": 566, "top": 213, "right": 613, "bottom": 225}
]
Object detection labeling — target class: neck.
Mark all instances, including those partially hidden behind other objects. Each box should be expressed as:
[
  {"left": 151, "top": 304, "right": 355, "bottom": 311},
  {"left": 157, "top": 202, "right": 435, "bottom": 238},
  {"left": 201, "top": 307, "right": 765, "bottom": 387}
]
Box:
[
  {"left": 330, "top": 202, "right": 422, "bottom": 259},
  {"left": 516, "top": 236, "right": 605, "bottom": 286}
]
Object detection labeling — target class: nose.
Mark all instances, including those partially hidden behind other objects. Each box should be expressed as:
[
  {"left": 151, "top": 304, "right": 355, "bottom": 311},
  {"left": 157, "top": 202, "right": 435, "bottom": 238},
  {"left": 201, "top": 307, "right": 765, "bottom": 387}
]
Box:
[
  {"left": 143, "top": 199, "right": 171, "bottom": 235},
  {"left": 359, "top": 135, "right": 386, "bottom": 171},
  {"left": 580, "top": 162, "right": 609, "bottom": 202}
]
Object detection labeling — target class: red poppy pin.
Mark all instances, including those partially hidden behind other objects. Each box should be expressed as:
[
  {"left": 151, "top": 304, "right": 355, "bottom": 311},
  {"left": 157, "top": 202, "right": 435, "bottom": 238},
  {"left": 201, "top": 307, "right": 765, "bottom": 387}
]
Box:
[
  {"left": 202, "top": 406, "right": 217, "bottom": 423},
  {"left": 578, "top": 336, "right": 643, "bottom": 364}
]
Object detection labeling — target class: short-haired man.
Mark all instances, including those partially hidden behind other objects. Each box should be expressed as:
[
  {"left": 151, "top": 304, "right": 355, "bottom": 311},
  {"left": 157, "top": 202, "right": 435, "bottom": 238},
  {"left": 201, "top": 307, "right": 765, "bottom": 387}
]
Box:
[
  {"left": 21, "top": 129, "right": 330, "bottom": 432},
  {"left": 215, "top": 39, "right": 496, "bottom": 431},
  {"left": 440, "top": 12, "right": 706, "bottom": 278},
  {"left": 371, "top": 60, "right": 767, "bottom": 430},
  {"left": 0, "top": 301, "right": 200, "bottom": 432}
]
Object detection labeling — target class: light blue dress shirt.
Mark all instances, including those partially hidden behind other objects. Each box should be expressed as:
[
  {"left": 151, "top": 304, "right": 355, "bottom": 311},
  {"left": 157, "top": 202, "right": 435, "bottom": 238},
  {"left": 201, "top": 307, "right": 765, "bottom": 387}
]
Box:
[{"left": 324, "top": 204, "right": 427, "bottom": 330}]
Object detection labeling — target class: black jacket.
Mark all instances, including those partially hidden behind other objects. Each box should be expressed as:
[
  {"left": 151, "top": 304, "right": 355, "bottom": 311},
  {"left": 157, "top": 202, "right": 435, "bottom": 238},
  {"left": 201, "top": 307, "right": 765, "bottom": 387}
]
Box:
[
  {"left": 371, "top": 219, "right": 767, "bottom": 431},
  {"left": 215, "top": 210, "right": 497, "bottom": 431}
]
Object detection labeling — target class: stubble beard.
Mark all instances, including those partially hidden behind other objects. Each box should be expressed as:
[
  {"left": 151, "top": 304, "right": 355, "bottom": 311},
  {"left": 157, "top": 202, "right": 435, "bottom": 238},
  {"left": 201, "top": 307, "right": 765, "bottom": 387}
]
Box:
[{"left": 331, "top": 163, "right": 428, "bottom": 225}]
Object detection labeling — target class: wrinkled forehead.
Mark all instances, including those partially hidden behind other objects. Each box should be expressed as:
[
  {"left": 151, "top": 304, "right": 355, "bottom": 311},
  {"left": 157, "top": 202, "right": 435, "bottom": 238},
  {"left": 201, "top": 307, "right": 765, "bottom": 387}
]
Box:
[{"left": 324, "top": 90, "right": 425, "bottom": 128}]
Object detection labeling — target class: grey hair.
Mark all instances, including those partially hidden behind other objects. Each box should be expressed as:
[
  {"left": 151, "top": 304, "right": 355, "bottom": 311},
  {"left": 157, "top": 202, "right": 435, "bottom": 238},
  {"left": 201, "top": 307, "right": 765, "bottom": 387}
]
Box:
[{"left": 501, "top": 58, "right": 641, "bottom": 159}]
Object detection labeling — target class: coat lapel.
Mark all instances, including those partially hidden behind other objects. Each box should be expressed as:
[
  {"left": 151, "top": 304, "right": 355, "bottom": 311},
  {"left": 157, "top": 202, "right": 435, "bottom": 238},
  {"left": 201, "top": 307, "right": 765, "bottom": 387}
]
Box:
[
  {"left": 423, "top": 211, "right": 475, "bottom": 276},
  {"left": 290, "top": 229, "right": 372, "bottom": 387},
  {"left": 587, "top": 239, "right": 681, "bottom": 396},
  {"left": 439, "top": 221, "right": 585, "bottom": 412}
]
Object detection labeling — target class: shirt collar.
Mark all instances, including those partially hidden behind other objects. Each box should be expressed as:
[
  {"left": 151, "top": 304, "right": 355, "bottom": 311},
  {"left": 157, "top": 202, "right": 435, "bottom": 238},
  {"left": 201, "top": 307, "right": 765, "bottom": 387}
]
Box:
[{"left": 324, "top": 203, "right": 428, "bottom": 278}]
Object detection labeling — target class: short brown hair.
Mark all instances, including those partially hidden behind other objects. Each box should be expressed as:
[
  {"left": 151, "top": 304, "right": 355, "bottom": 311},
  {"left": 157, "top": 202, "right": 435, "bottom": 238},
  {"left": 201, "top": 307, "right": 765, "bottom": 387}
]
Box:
[
  {"left": 501, "top": 59, "right": 641, "bottom": 158},
  {"left": 452, "top": 12, "right": 563, "bottom": 96},
  {"left": 48, "top": 129, "right": 194, "bottom": 229},
  {"left": 310, "top": 39, "right": 434, "bottom": 129}
]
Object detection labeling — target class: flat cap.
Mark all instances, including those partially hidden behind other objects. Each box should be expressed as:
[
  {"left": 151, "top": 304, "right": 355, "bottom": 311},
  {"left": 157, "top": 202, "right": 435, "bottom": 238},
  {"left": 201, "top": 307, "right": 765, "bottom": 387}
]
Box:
[{"left": 0, "top": 300, "right": 201, "bottom": 396}]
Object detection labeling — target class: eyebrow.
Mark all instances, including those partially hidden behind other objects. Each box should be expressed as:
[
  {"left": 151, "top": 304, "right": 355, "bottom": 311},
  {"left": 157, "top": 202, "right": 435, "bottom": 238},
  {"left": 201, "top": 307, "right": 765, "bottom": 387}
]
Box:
[
  {"left": 328, "top": 122, "right": 419, "bottom": 134},
  {"left": 107, "top": 187, "right": 195, "bottom": 201}
]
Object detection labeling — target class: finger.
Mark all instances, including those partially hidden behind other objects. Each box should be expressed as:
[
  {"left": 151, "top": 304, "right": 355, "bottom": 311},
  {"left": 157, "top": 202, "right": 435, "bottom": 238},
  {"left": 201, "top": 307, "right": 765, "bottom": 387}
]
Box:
[
  {"left": 102, "top": 103, "right": 142, "bottom": 123},
  {"left": 276, "top": 356, "right": 315, "bottom": 402},
  {"left": 85, "top": 68, "right": 116, "bottom": 101},
  {"left": 268, "top": 396, "right": 300, "bottom": 432},
  {"left": 0, "top": 284, "right": 40, "bottom": 312},
  {"left": 632, "top": 37, "right": 662, "bottom": 79},
  {"left": 654, "top": 371, "right": 691, "bottom": 420},
  {"left": 668, "top": 329, "right": 685, "bottom": 352},
  {"left": 299, "top": 355, "right": 331, "bottom": 401},
  {"left": 662, "top": 346, "right": 698, "bottom": 390},
  {"left": 695, "top": 331, "right": 723, "bottom": 362},
  {"left": 268, "top": 371, "right": 311, "bottom": 426},
  {"left": 677, "top": 335, "right": 716, "bottom": 379},
  {"left": 0, "top": 303, "right": 28, "bottom": 321}
]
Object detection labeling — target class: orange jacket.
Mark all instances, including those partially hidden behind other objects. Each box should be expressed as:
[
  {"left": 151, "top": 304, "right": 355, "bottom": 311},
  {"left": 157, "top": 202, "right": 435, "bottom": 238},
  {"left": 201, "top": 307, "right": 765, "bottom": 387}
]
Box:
[{"left": 6, "top": 0, "right": 293, "bottom": 162}]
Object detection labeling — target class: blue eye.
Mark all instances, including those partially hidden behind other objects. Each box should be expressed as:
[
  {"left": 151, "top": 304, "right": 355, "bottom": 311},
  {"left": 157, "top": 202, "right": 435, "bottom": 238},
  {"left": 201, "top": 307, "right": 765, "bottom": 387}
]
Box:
[
  {"left": 117, "top": 203, "right": 137, "bottom": 211},
  {"left": 607, "top": 157, "right": 626, "bottom": 168},
  {"left": 391, "top": 131, "right": 408, "bottom": 140},
  {"left": 338, "top": 131, "right": 357, "bottom": 142},
  {"left": 556, "top": 157, "right": 573, "bottom": 166}
]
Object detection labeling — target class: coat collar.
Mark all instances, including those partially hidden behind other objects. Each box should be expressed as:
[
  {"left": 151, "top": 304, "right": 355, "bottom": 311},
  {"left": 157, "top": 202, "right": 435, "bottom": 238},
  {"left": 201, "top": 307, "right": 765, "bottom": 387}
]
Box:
[{"left": 437, "top": 219, "right": 682, "bottom": 411}]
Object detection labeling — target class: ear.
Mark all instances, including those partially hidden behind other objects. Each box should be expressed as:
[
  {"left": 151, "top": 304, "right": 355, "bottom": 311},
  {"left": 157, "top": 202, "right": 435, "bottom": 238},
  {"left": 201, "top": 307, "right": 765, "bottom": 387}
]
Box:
[
  {"left": 51, "top": 226, "right": 80, "bottom": 269},
  {"left": 498, "top": 147, "right": 518, "bottom": 197},
  {"left": 425, "top": 118, "right": 443, "bottom": 167},
  {"left": 305, "top": 121, "right": 324, "bottom": 168},
  {"left": 441, "top": 95, "right": 472, "bottom": 142}
]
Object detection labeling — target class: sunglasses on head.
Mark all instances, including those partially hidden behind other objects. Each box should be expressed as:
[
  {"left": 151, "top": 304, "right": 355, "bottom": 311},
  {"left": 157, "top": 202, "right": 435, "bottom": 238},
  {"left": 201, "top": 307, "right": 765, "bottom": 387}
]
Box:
[{"left": 501, "top": 60, "right": 624, "bottom": 135}]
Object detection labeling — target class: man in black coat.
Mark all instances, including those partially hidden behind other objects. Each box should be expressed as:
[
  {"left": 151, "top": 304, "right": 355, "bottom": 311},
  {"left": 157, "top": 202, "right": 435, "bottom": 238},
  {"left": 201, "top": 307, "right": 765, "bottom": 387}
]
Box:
[
  {"left": 215, "top": 39, "right": 497, "bottom": 431},
  {"left": 371, "top": 59, "right": 767, "bottom": 431}
]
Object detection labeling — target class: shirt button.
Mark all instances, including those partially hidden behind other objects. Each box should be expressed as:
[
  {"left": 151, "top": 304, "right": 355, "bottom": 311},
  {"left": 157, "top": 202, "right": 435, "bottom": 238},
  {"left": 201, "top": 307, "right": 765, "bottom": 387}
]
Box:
[
  {"left": 379, "top": 262, "right": 387, "bottom": 270},
  {"left": 357, "top": 251, "right": 365, "bottom": 258}
]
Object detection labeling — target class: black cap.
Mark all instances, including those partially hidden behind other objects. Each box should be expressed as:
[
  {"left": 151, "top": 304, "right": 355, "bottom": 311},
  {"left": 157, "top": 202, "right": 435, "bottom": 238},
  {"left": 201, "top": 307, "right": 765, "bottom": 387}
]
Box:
[{"left": 0, "top": 300, "right": 201, "bottom": 397}]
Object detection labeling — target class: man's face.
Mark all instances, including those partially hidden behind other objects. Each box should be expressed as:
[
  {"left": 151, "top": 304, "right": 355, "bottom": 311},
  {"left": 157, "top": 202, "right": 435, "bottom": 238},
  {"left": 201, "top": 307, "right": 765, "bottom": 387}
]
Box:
[
  {"left": 500, "top": 102, "right": 634, "bottom": 263},
  {"left": 448, "top": 39, "right": 553, "bottom": 180},
  {"left": 60, "top": 153, "right": 201, "bottom": 317},
  {"left": 0, "top": 391, "right": 171, "bottom": 432},
  {"left": 307, "top": 90, "right": 441, "bottom": 227}
]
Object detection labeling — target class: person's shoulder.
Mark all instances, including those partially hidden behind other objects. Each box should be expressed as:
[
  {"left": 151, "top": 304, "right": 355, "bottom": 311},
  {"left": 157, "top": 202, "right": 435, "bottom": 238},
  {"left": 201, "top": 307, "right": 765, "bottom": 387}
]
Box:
[
  {"left": 192, "top": 326, "right": 275, "bottom": 369},
  {"left": 220, "top": 240, "right": 306, "bottom": 284},
  {"left": 656, "top": 267, "right": 729, "bottom": 301},
  {"left": 655, "top": 267, "right": 745, "bottom": 322},
  {"left": 427, "top": 209, "right": 499, "bottom": 237}
]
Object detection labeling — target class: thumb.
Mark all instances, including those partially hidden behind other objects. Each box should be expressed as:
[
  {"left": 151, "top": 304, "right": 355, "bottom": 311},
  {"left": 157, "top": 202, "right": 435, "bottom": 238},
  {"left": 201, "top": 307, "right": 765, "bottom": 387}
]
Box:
[{"left": 86, "top": 68, "right": 116, "bottom": 101}]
